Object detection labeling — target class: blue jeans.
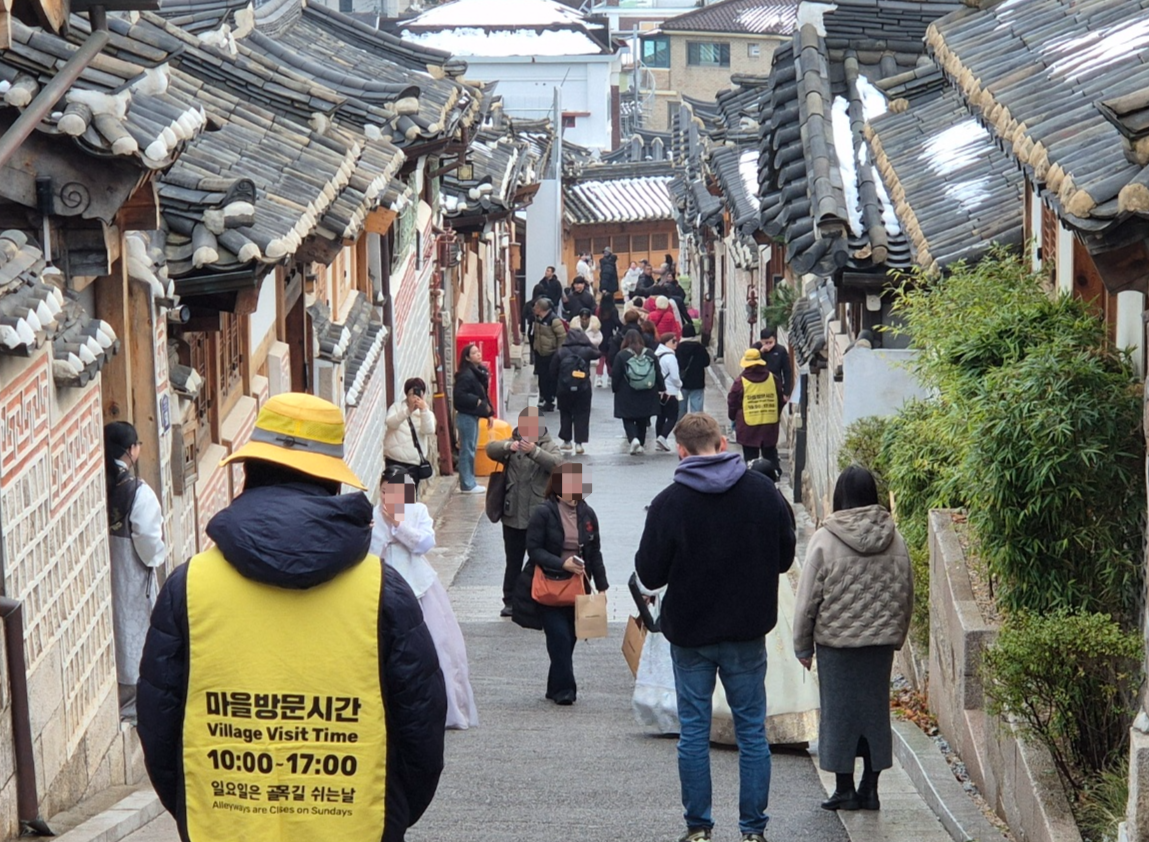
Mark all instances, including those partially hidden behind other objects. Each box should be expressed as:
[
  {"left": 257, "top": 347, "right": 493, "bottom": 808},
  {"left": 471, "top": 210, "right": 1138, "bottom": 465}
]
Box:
[
  {"left": 679, "top": 388, "right": 705, "bottom": 420},
  {"left": 456, "top": 413, "right": 479, "bottom": 490},
  {"left": 671, "top": 639, "right": 771, "bottom": 834}
]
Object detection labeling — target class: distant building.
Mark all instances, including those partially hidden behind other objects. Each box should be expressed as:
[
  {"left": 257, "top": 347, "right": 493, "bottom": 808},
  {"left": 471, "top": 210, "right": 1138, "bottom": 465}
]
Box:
[
  {"left": 307, "top": 0, "right": 415, "bottom": 15},
  {"left": 398, "top": 0, "right": 622, "bottom": 150},
  {"left": 638, "top": 0, "right": 797, "bottom": 131}
]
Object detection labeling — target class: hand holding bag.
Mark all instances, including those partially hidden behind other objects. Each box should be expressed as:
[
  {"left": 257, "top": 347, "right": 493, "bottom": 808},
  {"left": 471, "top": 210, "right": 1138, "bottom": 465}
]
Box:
[
  {"left": 531, "top": 565, "right": 587, "bottom": 607},
  {"left": 407, "top": 416, "right": 435, "bottom": 481}
]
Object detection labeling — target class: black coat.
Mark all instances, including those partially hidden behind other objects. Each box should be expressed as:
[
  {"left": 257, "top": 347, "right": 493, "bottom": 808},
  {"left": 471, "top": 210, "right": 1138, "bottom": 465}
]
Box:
[
  {"left": 453, "top": 364, "right": 493, "bottom": 417},
  {"left": 137, "top": 484, "right": 446, "bottom": 842},
  {"left": 512, "top": 499, "right": 607, "bottom": 630},
  {"left": 676, "top": 340, "right": 711, "bottom": 390},
  {"left": 761, "top": 343, "right": 793, "bottom": 397},
  {"left": 635, "top": 465, "right": 796, "bottom": 647},
  {"left": 599, "top": 254, "right": 619, "bottom": 293},
  {"left": 563, "top": 286, "right": 597, "bottom": 316},
  {"left": 549, "top": 331, "right": 602, "bottom": 385},
  {"left": 531, "top": 277, "right": 563, "bottom": 311},
  {"left": 611, "top": 347, "right": 665, "bottom": 419}
]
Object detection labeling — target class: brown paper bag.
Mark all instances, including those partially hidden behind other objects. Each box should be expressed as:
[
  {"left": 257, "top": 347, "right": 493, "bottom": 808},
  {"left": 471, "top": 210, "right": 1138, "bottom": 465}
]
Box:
[
  {"left": 622, "top": 615, "right": 646, "bottom": 676},
  {"left": 575, "top": 590, "right": 608, "bottom": 640}
]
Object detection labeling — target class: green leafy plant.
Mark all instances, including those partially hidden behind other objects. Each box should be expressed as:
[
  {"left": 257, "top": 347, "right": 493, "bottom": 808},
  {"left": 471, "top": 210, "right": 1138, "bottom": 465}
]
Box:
[
  {"left": 967, "top": 340, "right": 1144, "bottom": 621},
  {"left": 839, "top": 416, "right": 891, "bottom": 506},
  {"left": 1077, "top": 758, "right": 1130, "bottom": 842},
  {"left": 982, "top": 609, "right": 1142, "bottom": 793},
  {"left": 762, "top": 281, "right": 797, "bottom": 332}
]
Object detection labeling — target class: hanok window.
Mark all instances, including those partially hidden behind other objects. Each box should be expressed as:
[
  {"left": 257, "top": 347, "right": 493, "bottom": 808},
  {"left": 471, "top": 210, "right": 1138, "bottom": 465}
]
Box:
[
  {"left": 641, "top": 35, "right": 671, "bottom": 69},
  {"left": 218, "top": 311, "right": 245, "bottom": 421},
  {"left": 687, "top": 42, "right": 730, "bottom": 67},
  {"left": 562, "top": 115, "right": 578, "bottom": 129},
  {"left": 652, "top": 233, "right": 669, "bottom": 252},
  {"left": 575, "top": 237, "right": 591, "bottom": 254}
]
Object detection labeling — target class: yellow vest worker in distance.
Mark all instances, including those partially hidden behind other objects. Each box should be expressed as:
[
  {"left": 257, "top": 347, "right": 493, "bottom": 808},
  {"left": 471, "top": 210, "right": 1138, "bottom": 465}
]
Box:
[
  {"left": 727, "top": 349, "right": 787, "bottom": 467},
  {"left": 137, "top": 393, "right": 447, "bottom": 842}
]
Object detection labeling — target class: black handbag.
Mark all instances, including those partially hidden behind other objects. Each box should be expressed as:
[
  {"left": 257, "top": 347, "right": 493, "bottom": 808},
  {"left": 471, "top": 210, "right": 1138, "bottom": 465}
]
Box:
[
  {"left": 485, "top": 468, "right": 507, "bottom": 523},
  {"left": 407, "top": 416, "right": 435, "bottom": 481}
]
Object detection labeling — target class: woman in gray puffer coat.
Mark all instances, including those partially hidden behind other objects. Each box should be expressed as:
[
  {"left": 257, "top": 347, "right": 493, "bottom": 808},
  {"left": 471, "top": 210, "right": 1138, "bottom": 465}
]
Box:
[{"left": 793, "top": 465, "right": 912, "bottom": 814}]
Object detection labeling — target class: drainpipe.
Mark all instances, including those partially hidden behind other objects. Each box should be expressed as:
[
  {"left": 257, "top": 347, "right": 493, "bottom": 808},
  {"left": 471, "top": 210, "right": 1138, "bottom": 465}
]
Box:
[
  {"left": 0, "top": 5, "right": 110, "bottom": 172},
  {"left": 0, "top": 470, "right": 51, "bottom": 836}
]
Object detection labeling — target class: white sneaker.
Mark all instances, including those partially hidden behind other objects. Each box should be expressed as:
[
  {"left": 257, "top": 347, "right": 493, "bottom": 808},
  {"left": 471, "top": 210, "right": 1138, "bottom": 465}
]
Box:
[
  {"left": 629, "top": 439, "right": 640, "bottom": 455},
  {"left": 656, "top": 436, "right": 670, "bottom": 451},
  {"left": 636, "top": 443, "right": 645, "bottom": 454},
  {"left": 560, "top": 440, "right": 573, "bottom": 451},
  {"left": 575, "top": 444, "right": 585, "bottom": 454},
  {"left": 461, "top": 485, "right": 486, "bottom": 494}
]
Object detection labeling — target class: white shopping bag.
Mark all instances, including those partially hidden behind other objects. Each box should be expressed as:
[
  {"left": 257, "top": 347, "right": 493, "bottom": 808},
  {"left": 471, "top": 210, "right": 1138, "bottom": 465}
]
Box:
[{"left": 632, "top": 630, "right": 681, "bottom": 734}]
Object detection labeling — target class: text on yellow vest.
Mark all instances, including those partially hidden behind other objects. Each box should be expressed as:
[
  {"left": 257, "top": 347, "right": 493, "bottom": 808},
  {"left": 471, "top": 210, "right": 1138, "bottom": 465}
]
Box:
[
  {"left": 741, "top": 373, "right": 779, "bottom": 426},
  {"left": 183, "top": 547, "right": 387, "bottom": 842}
]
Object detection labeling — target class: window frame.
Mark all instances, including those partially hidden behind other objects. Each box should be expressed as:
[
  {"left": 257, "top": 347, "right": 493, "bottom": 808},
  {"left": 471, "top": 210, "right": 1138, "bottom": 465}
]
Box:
[
  {"left": 641, "top": 35, "right": 671, "bottom": 69},
  {"left": 687, "top": 41, "right": 731, "bottom": 67}
]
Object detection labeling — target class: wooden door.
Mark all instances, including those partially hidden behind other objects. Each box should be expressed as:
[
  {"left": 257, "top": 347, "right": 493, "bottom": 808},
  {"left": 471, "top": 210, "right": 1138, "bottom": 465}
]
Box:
[{"left": 1072, "top": 238, "right": 1116, "bottom": 341}]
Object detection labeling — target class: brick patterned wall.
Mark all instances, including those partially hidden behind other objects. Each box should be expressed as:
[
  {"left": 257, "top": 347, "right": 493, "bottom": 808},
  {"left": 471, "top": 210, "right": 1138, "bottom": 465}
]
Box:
[
  {"left": 344, "top": 351, "right": 388, "bottom": 502},
  {"left": 803, "top": 323, "right": 848, "bottom": 522},
  {"left": 193, "top": 446, "right": 230, "bottom": 551},
  {"left": 723, "top": 261, "right": 761, "bottom": 384},
  {"left": 393, "top": 257, "right": 435, "bottom": 406}
]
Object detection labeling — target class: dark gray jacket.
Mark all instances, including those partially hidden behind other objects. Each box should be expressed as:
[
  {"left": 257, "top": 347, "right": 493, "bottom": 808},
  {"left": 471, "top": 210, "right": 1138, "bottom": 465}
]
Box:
[{"left": 485, "top": 429, "right": 563, "bottom": 530}]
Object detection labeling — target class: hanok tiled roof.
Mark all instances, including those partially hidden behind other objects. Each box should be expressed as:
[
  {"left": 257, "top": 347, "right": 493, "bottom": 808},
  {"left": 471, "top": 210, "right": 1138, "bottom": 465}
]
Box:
[
  {"left": 866, "top": 88, "right": 1025, "bottom": 271},
  {"left": 927, "top": 0, "right": 1149, "bottom": 229},
  {"left": 661, "top": 0, "right": 798, "bottom": 35},
  {"left": 308, "top": 292, "right": 385, "bottom": 406},
  {"left": 443, "top": 134, "right": 535, "bottom": 221},
  {"left": 670, "top": 104, "right": 724, "bottom": 231},
  {"left": 0, "top": 231, "right": 118, "bottom": 387},
  {"left": 0, "top": 15, "right": 207, "bottom": 170},
  {"left": 823, "top": 0, "right": 961, "bottom": 51},
  {"left": 564, "top": 163, "right": 677, "bottom": 225}
]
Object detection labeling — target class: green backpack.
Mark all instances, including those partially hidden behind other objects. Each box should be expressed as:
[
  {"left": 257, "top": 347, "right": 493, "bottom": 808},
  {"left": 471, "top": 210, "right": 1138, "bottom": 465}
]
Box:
[{"left": 625, "top": 352, "right": 657, "bottom": 391}]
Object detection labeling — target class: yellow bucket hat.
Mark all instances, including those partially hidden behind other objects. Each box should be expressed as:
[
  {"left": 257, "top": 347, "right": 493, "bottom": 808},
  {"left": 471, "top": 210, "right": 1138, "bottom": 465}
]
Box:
[
  {"left": 740, "top": 348, "right": 766, "bottom": 368},
  {"left": 220, "top": 392, "right": 366, "bottom": 490}
]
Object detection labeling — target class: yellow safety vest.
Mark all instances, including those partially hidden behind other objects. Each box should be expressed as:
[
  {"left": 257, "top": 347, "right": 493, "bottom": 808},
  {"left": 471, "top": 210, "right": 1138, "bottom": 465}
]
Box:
[
  {"left": 182, "top": 548, "right": 387, "bottom": 842},
  {"left": 742, "top": 373, "right": 780, "bottom": 426}
]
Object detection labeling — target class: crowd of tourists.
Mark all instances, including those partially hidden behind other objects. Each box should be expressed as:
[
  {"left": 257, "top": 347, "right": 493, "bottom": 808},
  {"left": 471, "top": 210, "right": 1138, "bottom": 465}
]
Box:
[{"left": 100, "top": 247, "right": 911, "bottom": 842}]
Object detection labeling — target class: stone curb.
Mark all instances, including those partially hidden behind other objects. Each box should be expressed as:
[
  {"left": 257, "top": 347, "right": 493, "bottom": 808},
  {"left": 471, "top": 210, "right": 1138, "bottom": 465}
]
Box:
[
  {"left": 50, "top": 790, "right": 164, "bottom": 842},
  {"left": 892, "top": 719, "right": 1006, "bottom": 842}
]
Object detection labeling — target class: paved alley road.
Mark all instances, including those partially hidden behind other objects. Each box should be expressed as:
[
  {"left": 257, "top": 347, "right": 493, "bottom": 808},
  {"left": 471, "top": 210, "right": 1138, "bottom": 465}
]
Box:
[{"left": 410, "top": 374, "right": 849, "bottom": 842}]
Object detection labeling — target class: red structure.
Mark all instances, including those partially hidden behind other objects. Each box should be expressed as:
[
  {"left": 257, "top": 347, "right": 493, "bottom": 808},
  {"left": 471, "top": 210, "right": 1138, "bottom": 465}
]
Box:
[{"left": 456, "top": 323, "right": 505, "bottom": 419}]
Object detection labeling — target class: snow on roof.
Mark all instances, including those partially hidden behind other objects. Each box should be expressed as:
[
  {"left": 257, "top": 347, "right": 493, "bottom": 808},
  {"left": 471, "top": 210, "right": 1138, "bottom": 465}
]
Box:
[
  {"left": 406, "top": 0, "right": 589, "bottom": 28},
  {"left": 797, "top": 2, "right": 837, "bottom": 37},
  {"left": 831, "top": 95, "right": 862, "bottom": 236},
  {"left": 739, "top": 149, "right": 761, "bottom": 212},
  {"left": 565, "top": 175, "right": 676, "bottom": 224},
  {"left": 1046, "top": 17, "right": 1149, "bottom": 81},
  {"left": 856, "top": 75, "right": 887, "bottom": 122},
  {"left": 733, "top": 5, "right": 799, "bottom": 34},
  {"left": 404, "top": 27, "right": 603, "bottom": 57},
  {"left": 918, "top": 118, "right": 995, "bottom": 214}
]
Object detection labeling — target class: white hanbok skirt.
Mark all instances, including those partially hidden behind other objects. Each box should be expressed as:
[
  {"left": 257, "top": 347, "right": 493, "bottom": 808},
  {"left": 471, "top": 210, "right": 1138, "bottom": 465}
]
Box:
[
  {"left": 632, "top": 572, "right": 819, "bottom": 745},
  {"left": 420, "top": 578, "right": 480, "bottom": 730}
]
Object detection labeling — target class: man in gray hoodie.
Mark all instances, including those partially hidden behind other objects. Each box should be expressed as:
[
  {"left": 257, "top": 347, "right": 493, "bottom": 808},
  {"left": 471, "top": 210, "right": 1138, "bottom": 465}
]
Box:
[{"left": 635, "top": 413, "right": 795, "bottom": 842}]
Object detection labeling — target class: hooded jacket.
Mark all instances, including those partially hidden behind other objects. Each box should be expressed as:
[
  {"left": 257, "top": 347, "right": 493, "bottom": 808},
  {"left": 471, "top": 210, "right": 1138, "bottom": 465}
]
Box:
[
  {"left": 531, "top": 276, "right": 563, "bottom": 312},
  {"left": 656, "top": 343, "right": 682, "bottom": 398},
  {"left": 578, "top": 315, "right": 603, "bottom": 348},
  {"left": 485, "top": 428, "right": 563, "bottom": 530},
  {"left": 137, "top": 483, "right": 446, "bottom": 842},
  {"left": 676, "top": 337, "right": 711, "bottom": 391},
  {"left": 532, "top": 311, "right": 567, "bottom": 358},
  {"left": 563, "top": 285, "right": 596, "bottom": 316},
  {"left": 598, "top": 253, "right": 619, "bottom": 293},
  {"left": 793, "top": 504, "right": 913, "bottom": 658},
  {"left": 635, "top": 453, "right": 796, "bottom": 647},
  {"left": 644, "top": 296, "right": 681, "bottom": 341},
  {"left": 727, "top": 365, "right": 782, "bottom": 447}
]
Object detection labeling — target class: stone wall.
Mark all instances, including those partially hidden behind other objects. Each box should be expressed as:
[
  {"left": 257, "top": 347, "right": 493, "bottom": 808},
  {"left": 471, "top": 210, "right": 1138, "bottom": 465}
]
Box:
[
  {"left": 0, "top": 353, "right": 141, "bottom": 837},
  {"left": 928, "top": 510, "right": 1083, "bottom": 842},
  {"left": 802, "top": 322, "right": 847, "bottom": 521}
]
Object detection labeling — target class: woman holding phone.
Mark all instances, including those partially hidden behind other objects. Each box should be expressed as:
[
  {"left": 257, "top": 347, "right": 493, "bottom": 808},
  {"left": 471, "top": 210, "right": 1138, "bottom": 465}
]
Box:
[
  {"left": 384, "top": 377, "right": 436, "bottom": 493},
  {"left": 524, "top": 462, "right": 608, "bottom": 705}
]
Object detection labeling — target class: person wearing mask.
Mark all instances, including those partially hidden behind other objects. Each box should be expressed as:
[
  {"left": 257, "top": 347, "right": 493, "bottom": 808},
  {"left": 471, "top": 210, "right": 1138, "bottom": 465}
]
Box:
[
  {"left": 598, "top": 247, "right": 619, "bottom": 298},
  {"left": 655, "top": 333, "right": 682, "bottom": 452},
  {"left": 758, "top": 327, "right": 793, "bottom": 400},
  {"left": 487, "top": 407, "right": 564, "bottom": 617},
  {"left": 595, "top": 291, "right": 622, "bottom": 388},
  {"left": 613, "top": 328, "right": 665, "bottom": 455},
  {"left": 621, "top": 261, "right": 642, "bottom": 298},
  {"left": 453, "top": 343, "right": 492, "bottom": 494},
  {"left": 138, "top": 394, "right": 446, "bottom": 842},
  {"left": 532, "top": 298, "right": 567, "bottom": 413},
  {"left": 676, "top": 322, "right": 711, "bottom": 418},
  {"left": 563, "top": 275, "right": 597, "bottom": 317},
  {"left": 727, "top": 348, "right": 784, "bottom": 466},
  {"left": 104, "top": 421, "right": 166, "bottom": 722},
  {"left": 794, "top": 466, "right": 913, "bottom": 813},
  {"left": 384, "top": 377, "right": 437, "bottom": 493},
  {"left": 521, "top": 463, "right": 607, "bottom": 705},
  {"left": 372, "top": 466, "right": 478, "bottom": 730},
  {"left": 635, "top": 413, "right": 795, "bottom": 842},
  {"left": 550, "top": 327, "right": 601, "bottom": 453}
]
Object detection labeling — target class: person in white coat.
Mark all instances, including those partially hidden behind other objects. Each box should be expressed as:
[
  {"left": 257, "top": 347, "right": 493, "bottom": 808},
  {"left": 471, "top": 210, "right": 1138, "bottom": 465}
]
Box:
[
  {"left": 576, "top": 253, "right": 596, "bottom": 289},
  {"left": 104, "top": 421, "right": 166, "bottom": 722},
  {"left": 655, "top": 333, "right": 682, "bottom": 452},
  {"left": 384, "top": 377, "right": 437, "bottom": 494},
  {"left": 371, "top": 466, "right": 479, "bottom": 730}
]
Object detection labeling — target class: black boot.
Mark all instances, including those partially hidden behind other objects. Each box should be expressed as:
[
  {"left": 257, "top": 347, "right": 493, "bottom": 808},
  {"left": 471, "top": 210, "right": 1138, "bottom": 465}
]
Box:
[
  {"left": 857, "top": 771, "right": 881, "bottom": 810},
  {"left": 821, "top": 774, "right": 859, "bottom": 811}
]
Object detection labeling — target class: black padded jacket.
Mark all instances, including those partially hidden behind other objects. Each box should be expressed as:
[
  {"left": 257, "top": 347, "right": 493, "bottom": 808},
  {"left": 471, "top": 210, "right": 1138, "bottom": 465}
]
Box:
[{"left": 136, "top": 483, "right": 446, "bottom": 842}]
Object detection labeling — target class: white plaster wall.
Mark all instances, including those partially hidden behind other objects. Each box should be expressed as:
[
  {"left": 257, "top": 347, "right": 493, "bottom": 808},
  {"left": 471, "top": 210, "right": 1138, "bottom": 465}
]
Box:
[
  {"left": 804, "top": 324, "right": 848, "bottom": 522},
  {"left": 842, "top": 347, "right": 929, "bottom": 425},
  {"left": 527, "top": 178, "right": 563, "bottom": 289},
  {"left": 1056, "top": 224, "right": 1074, "bottom": 295},
  {"left": 1117, "top": 291, "right": 1146, "bottom": 378},
  {"left": 1030, "top": 184, "right": 1043, "bottom": 274},
  {"left": 249, "top": 274, "right": 277, "bottom": 353}
]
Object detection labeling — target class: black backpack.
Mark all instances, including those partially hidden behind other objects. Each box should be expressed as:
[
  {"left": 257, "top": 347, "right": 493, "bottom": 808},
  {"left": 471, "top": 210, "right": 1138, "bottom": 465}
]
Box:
[{"left": 559, "top": 352, "right": 592, "bottom": 392}]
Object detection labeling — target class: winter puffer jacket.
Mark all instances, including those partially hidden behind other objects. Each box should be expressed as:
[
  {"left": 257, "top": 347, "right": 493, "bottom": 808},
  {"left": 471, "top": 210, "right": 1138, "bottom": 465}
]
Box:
[
  {"left": 453, "top": 364, "right": 493, "bottom": 418},
  {"left": 644, "top": 296, "right": 681, "bottom": 341},
  {"left": 485, "top": 429, "right": 564, "bottom": 530},
  {"left": 137, "top": 483, "right": 446, "bottom": 842},
  {"left": 793, "top": 504, "right": 913, "bottom": 659},
  {"left": 532, "top": 313, "right": 567, "bottom": 357}
]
